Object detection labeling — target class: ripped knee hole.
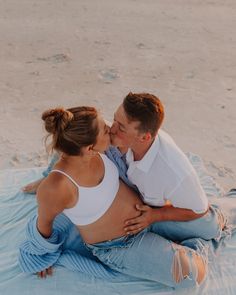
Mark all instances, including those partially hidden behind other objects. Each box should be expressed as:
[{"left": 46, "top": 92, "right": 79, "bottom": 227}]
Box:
[{"left": 172, "top": 248, "right": 206, "bottom": 285}]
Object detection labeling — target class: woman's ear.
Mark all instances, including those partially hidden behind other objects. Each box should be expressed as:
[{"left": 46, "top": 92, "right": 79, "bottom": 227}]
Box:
[
  {"left": 87, "top": 145, "right": 98, "bottom": 155},
  {"left": 82, "top": 145, "right": 93, "bottom": 155}
]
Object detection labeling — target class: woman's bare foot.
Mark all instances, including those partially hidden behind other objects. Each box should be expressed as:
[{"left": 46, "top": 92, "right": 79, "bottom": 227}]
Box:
[{"left": 22, "top": 178, "right": 44, "bottom": 194}]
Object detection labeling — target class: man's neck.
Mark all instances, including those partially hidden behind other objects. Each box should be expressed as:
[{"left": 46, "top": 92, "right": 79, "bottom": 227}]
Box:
[
  {"left": 118, "top": 146, "right": 128, "bottom": 155},
  {"left": 132, "top": 138, "right": 155, "bottom": 161}
]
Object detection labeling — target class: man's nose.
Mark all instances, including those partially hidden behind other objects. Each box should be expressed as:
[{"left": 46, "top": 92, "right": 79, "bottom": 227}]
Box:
[{"left": 110, "top": 122, "right": 118, "bottom": 134}]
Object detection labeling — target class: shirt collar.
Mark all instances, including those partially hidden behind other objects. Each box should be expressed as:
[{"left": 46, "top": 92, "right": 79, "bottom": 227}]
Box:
[
  {"left": 126, "top": 135, "right": 160, "bottom": 173},
  {"left": 109, "top": 145, "right": 123, "bottom": 157}
]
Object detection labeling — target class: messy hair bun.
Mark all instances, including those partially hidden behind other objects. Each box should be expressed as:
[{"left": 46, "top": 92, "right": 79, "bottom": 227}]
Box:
[
  {"left": 41, "top": 106, "right": 99, "bottom": 156},
  {"left": 42, "top": 108, "right": 74, "bottom": 134}
]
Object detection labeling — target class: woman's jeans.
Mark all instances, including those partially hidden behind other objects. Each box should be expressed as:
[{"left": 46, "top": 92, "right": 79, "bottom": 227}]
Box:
[{"left": 86, "top": 228, "right": 209, "bottom": 289}]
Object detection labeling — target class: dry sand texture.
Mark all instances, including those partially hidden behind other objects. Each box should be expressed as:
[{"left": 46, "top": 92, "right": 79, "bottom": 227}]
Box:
[{"left": 0, "top": 0, "right": 235, "bottom": 190}]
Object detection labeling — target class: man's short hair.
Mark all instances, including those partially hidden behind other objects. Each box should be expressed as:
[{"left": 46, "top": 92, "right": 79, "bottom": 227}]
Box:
[{"left": 123, "top": 92, "right": 164, "bottom": 137}]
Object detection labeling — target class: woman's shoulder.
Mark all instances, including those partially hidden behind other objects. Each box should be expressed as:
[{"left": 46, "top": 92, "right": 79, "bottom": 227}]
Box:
[{"left": 37, "top": 172, "right": 76, "bottom": 210}]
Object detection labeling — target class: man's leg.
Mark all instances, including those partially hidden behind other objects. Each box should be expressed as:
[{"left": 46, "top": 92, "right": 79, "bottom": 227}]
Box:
[{"left": 150, "top": 205, "right": 226, "bottom": 242}]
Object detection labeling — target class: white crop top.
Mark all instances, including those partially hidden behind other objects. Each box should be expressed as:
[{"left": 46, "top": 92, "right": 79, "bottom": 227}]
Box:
[{"left": 50, "top": 154, "right": 119, "bottom": 226}]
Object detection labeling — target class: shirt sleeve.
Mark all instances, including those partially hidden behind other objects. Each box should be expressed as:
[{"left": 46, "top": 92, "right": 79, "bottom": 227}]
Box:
[{"left": 167, "top": 172, "right": 209, "bottom": 213}]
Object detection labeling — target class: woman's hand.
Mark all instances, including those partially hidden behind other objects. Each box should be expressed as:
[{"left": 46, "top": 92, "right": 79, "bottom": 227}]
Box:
[
  {"left": 124, "top": 204, "right": 155, "bottom": 235},
  {"left": 37, "top": 266, "right": 53, "bottom": 278}
]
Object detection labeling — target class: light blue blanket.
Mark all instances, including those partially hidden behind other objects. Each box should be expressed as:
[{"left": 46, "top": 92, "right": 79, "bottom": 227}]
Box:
[{"left": 1, "top": 154, "right": 236, "bottom": 295}]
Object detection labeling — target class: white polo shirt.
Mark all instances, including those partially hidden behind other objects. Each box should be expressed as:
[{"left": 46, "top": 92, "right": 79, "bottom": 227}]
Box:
[{"left": 126, "top": 130, "right": 208, "bottom": 213}]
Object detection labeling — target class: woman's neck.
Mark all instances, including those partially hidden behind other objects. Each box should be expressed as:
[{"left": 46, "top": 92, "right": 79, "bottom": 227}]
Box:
[{"left": 60, "top": 153, "right": 96, "bottom": 170}]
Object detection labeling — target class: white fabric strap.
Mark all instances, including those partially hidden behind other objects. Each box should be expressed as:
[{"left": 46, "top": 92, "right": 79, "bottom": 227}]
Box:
[{"left": 50, "top": 169, "right": 79, "bottom": 188}]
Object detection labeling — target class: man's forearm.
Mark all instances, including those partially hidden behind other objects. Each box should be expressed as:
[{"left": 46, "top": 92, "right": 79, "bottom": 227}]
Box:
[{"left": 152, "top": 205, "right": 208, "bottom": 222}]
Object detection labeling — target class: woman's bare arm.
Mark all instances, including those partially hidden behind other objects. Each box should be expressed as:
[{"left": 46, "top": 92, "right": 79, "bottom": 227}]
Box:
[
  {"left": 35, "top": 178, "right": 74, "bottom": 278},
  {"left": 36, "top": 179, "right": 73, "bottom": 238}
]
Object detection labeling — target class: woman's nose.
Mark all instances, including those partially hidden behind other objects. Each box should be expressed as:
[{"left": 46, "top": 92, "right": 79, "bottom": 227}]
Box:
[{"left": 107, "top": 125, "right": 111, "bottom": 133}]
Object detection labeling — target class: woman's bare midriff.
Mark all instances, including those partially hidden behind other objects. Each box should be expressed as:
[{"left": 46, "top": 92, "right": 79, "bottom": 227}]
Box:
[{"left": 78, "top": 180, "right": 143, "bottom": 244}]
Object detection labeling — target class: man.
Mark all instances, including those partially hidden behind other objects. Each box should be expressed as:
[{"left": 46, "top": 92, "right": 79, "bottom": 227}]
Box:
[{"left": 110, "top": 92, "right": 225, "bottom": 241}]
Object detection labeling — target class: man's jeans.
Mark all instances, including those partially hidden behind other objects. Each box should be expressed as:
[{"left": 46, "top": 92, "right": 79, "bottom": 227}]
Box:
[
  {"left": 150, "top": 204, "right": 226, "bottom": 242},
  {"left": 86, "top": 227, "right": 209, "bottom": 289}
]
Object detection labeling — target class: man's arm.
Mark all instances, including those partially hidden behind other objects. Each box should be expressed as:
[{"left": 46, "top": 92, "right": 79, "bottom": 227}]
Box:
[{"left": 124, "top": 203, "right": 208, "bottom": 235}]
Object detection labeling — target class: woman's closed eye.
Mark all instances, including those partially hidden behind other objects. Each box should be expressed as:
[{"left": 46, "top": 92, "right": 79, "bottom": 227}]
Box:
[{"left": 104, "top": 125, "right": 110, "bottom": 134}]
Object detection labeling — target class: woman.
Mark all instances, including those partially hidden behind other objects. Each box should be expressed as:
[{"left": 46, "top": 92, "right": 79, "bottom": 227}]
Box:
[{"left": 35, "top": 106, "right": 207, "bottom": 288}]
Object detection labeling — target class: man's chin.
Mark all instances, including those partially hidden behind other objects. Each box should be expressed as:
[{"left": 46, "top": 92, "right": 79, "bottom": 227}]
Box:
[
  {"left": 110, "top": 137, "right": 119, "bottom": 147},
  {"left": 110, "top": 142, "right": 118, "bottom": 148}
]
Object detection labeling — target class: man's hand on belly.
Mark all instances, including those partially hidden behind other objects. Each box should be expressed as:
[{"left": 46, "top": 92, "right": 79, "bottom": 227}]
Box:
[
  {"left": 123, "top": 202, "right": 208, "bottom": 235},
  {"left": 124, "top": 204, "right": 157, "bottom": 235}
]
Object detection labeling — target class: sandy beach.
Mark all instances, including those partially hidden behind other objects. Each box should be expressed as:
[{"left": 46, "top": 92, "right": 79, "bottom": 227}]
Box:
[{"left": 0, "top": 0, "right": 235, "bottom": 191}]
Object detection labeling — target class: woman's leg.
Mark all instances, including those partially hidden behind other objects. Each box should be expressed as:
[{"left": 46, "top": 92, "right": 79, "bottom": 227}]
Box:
[
  {"left": 22, "top": 177, "right": 44, "bottom": 194},
  {"left": 87, "top": 230, "right": 208, "bottom": 289},
  {"left": 21, "top": 152, "right": 60, "bottom": 193}
]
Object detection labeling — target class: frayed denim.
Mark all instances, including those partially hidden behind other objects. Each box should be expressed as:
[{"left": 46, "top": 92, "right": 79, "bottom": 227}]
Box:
[
  {"left": 150, "top": 205, "right": 227, "bottom": 242},
  {"left": 86, "top": 228, "right": 208, "bottom": 290}
]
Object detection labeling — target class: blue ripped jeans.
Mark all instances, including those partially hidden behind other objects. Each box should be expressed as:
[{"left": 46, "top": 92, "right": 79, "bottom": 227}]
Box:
[
  {"left": 149, "top": 205, "right": 226, "bottom": 243},
  {"left": 86, "top": 228, "right": 209, "bottom": 289}
]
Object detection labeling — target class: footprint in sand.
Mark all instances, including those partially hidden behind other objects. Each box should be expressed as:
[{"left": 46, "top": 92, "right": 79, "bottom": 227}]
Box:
[
  {"left": 136, "top": 43, "right": 146, "bottom": 49},
  {"left": 99, "top": 69, "right": 119, "bottom": 84},
  {"left": 36, "top": 54, "right": 71, "bottom": 64},
  {"left": 207, "top": 161, "right": 234, "bottom": 178},
  {"left": 186, "top": 72, "right": 195, "bottom": 79},
  {"left": 10, "top": 155, "right": 20, "bottom": 167}
]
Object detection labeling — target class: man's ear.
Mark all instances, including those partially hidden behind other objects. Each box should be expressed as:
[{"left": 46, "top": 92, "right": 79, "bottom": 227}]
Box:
[{"left": 140, "top": 132, "right": 152, "bottom": 142}]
